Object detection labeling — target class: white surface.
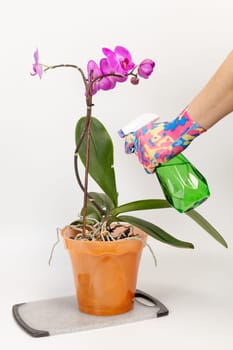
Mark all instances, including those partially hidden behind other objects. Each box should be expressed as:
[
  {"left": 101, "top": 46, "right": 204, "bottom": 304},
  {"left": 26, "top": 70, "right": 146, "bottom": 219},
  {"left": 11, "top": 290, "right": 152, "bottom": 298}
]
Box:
[{"left": 1, "top": 0, "right": 233, "bottom": 348}]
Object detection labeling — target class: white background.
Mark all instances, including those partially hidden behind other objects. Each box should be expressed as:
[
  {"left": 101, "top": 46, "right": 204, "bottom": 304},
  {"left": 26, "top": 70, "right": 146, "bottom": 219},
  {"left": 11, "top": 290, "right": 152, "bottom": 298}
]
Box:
[{"left": 1, "top": 0, "right": 233, "bottom": 348}]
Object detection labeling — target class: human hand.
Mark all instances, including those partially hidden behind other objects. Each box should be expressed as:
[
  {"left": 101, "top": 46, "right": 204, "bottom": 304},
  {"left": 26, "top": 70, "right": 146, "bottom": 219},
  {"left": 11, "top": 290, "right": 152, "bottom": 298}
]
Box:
[{"left": 124, "top": 109, "right": 206, "bottom": 173}]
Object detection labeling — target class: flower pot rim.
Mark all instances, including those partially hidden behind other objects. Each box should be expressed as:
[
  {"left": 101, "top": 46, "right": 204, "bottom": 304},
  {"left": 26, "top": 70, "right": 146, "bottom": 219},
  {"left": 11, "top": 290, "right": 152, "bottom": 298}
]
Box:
[
  {"left": 61, "top": 225, "right": 147, "bottom": 244},
  {"left": 61, "top": 225, "right": 147, "bottom": 255}
]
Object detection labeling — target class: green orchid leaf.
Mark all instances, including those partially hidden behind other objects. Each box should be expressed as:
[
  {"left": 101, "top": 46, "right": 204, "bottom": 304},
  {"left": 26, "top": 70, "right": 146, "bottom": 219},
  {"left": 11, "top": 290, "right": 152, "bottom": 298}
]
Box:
[
  {"left": 118, "top": 215, "right": 194, "bottom": 249},
  {"left": 80, "top": 192, "right": 114, "bottom": 220},
  {"left": 75, "top": 117, "right": 118, "bottom": 207},
  {"left": 88, "top": 192, "right": 115, "bottom": 214},
  {"left": 112, "top": 199, "right": 170, "bottom": 216},
  {"left": 80, "top": 202, "right": 102, "bottom": 221},
  {"left": 186, "top": 210, "right": 228, "bottom": 248}
]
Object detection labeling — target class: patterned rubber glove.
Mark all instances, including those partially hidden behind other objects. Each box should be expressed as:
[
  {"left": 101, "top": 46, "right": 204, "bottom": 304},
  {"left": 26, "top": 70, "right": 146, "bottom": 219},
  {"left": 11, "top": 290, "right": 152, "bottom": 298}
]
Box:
[{"left": 124, "top": 109, "right": 206, "bottom": 173}]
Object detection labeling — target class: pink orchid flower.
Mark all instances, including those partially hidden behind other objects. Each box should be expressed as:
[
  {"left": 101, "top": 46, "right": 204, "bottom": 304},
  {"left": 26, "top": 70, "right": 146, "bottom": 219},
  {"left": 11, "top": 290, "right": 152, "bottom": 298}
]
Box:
[
  {"left": 102, "top": 46, "right": 135, "bottom": 81},
  {"left": 31, "top": 49, "right": 43, "bottom": 79},
  {"left": 138, "top": 59, "right": 155, "bottom": 79},
  {"left": 87, "top": 60, "right": 113, "bottom": 95},
  {"left": 99, "top": 58, "right": 119, "bottom": 86}
]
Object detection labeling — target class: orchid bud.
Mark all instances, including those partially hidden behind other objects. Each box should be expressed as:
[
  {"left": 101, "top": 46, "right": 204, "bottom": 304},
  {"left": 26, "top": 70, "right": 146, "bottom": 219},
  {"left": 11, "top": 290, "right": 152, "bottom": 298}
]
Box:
[
  {"left": 130, "top": 76, "right": 139, "bottom": 85},
  {"left": 138, "top": 59, "right": 155, "bottom": 79}
]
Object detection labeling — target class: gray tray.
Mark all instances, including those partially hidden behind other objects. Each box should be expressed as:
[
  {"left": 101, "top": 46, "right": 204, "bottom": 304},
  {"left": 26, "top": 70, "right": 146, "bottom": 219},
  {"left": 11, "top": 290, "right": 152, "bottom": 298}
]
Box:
[{"left": 12, "top": 290, "right": 168, "bottom": 337}]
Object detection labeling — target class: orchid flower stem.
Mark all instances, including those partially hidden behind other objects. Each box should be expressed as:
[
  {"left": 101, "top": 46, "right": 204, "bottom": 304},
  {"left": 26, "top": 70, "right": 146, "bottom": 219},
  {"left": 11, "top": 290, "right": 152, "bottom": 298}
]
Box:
[
  {"left": 82, "top": 102, "right": 92, "bottom": 234},
  {"left": 92, "top": 72, "right": 124, "bottom": 83},
  {"left": 74, "top": 153, "right": 106, "bottom": 215},
  {"left": 73, "top": 104, "right": 105, "bottom": 220},
  {"left": 43, "top": 63, "right": 105, "bottom": 221},
  {"left": 44, "top": 64, "right": 87, "bottom": 89}
]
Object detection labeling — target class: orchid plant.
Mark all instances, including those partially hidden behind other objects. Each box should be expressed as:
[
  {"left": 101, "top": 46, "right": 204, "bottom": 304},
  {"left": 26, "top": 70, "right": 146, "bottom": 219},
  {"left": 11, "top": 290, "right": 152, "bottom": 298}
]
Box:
[{"left": 31, "top": 46, "right": 227, "bottom": 249}]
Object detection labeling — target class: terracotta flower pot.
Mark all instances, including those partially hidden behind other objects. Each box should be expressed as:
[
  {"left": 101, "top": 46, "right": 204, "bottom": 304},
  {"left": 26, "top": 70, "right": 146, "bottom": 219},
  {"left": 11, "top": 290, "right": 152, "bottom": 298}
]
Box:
[{"left": 61, "top": 225, "right": 146, "bottom": 316}]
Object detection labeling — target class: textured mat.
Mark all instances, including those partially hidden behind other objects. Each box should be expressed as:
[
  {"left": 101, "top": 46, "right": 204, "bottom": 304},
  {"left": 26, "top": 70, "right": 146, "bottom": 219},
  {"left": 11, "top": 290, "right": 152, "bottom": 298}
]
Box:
[{"left": 12, "top": 290, "right": 169, "bottom": 337}]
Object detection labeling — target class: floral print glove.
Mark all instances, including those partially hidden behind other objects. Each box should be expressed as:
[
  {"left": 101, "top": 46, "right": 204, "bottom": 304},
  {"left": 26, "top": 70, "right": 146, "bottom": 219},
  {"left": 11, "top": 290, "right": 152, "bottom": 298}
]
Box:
[{"left": 124, "top": 109, "right": 206, "bottom": 173}]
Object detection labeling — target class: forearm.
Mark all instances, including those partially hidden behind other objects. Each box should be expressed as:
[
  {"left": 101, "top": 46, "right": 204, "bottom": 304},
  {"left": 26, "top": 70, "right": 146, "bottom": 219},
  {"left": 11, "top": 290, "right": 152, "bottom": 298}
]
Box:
[{"left": 187, "top": 50, "right": 233, "bottom": 129}]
